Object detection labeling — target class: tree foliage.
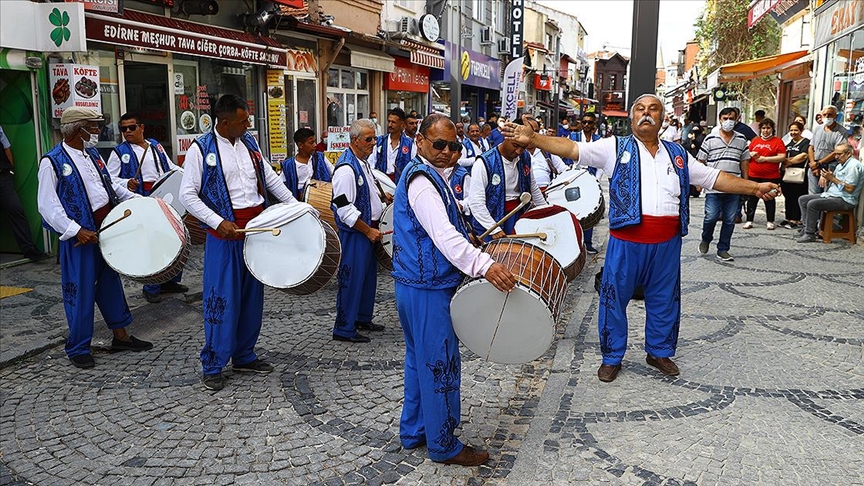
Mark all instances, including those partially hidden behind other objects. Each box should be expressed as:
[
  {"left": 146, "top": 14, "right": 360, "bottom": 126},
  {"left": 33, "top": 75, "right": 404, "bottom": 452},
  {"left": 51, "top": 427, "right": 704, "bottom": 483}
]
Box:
[{"left": 694, "top": 0, "right": 782, "bottom": 114}]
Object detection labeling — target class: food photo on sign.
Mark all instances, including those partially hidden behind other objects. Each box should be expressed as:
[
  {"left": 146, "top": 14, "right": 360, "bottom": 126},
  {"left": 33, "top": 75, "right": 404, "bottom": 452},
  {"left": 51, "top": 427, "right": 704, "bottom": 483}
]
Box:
[{"left": 48, "top": 63, "right": 103, "bottom": 118}]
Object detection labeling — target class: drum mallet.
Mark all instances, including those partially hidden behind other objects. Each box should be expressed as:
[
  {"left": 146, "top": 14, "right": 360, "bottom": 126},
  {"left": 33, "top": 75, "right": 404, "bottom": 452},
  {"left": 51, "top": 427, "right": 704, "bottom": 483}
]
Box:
[
  {"left": 74, "top": 209, "right": 132, "bottom": 246},
  {"left": 236, "top": 227, "right": 282, "bottom": 236},
  {"left": 506, "top": 232, "right": 548, "bottom": 241},
  {"left": 542, "top": 169, "right": 589, "bottom": 194},
  {"left": 478, "top": 192, "right": 532, "bottom": 240}
]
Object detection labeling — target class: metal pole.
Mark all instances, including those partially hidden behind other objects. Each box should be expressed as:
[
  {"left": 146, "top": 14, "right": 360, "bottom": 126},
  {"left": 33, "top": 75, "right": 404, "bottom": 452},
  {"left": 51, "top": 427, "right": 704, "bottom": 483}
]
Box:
[
  {"left": 627, "top": 0, "right": 660, "bottom": 107},
  {"left": 449, "top": 2, "right": 462, "bottom": 124}
]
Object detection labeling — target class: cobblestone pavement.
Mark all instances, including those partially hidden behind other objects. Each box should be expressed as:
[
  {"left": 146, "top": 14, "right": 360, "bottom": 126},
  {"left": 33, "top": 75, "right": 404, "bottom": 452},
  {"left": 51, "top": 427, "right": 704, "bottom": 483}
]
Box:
[{"left": 1, "top": 194, "right": 862, "bottom": 485}]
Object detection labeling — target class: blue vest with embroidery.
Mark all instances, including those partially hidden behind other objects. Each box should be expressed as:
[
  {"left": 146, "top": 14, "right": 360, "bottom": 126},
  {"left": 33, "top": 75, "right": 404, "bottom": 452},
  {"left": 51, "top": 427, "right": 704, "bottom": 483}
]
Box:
[
  {"left": 392, "top": 159, "right": 470, "bottom": 289},
  {"left": 41, "top": 144, "right": 118, "bottom": 233},
  {"left": 471, "top": 148, "right": 532, "bottom": 236},
  {"left": 609, "top": 135, "right": 691, "bottom": 236},
  {"left": 488, "top": 127, "right": 505, "bottom": 148},
  {"left": 281, "top": 152, "right": 332, "bottom": 200},
  {"left": 331, "top": 148, "right": 372, "bottom": 233},
  {"left": 374, "top": 134, "right": 414, "bottom": 181},
  {"left": 450, "top": 165, "right": 469, "bottom": 201},
  {"left": 462, "top": 139, "right": 479, "bottom": 158},
  {"left": 113, "top": 139, "right": 171, "bottom": 195},
  {"left": 195, "top": 132, "right": 268, "bottom": 224}
]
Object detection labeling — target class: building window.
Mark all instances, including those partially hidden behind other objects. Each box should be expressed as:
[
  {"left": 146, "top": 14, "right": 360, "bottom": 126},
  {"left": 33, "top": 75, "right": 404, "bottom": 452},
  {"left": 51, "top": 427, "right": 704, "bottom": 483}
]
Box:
[
  {"left": 609, "top": 74, "right": 617, "bottom": 90},
  {"left": 326, "top": 66, "right": 370, "bottom": 128},
  {"left": 597, "top": 74, "right": 604, "bottom": 90},
  {"left": 473, "top": 0, "right": 486, "bottom": 23}
]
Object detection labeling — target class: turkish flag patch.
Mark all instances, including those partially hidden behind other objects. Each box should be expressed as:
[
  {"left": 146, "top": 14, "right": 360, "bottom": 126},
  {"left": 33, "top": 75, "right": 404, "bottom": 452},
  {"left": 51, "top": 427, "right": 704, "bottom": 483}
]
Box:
[
  {"left": 454, "top": 184, "right": 462, "bottom": 194},
  {"left": 523, "top": 165, "right": 530, "bottom": 176},
  {"left": 674, "top": 155, "right": 684, "bottom": 169},
  {"left": 402, "top": 145, "right": 409, "bottom": 154}
]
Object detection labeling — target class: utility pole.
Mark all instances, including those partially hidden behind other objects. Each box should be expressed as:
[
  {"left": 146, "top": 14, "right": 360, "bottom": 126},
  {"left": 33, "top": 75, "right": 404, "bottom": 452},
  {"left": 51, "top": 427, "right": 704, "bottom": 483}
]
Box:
[
  {"left": 551, "top": 31, "right": 561, "bottom": 132},
  {"left": 627, "top": 0, "right": 660, "bottom": 108},
  {"left": 449, "top": 2, "right": 462, "bottom": 124}
]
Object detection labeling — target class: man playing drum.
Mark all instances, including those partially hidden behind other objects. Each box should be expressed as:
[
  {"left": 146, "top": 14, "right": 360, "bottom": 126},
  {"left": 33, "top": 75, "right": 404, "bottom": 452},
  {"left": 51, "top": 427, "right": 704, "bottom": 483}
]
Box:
[
  {"left": 367, "top": 107, "right": 416, "bottom": 184},
  {"left": 281, "top": 127, "right": 334, "bottom": 200},
  {"left": 504, "top": 94, "right": 780, "bottom": 383},
  {"left": 393, "top": 113, "right": 516, "bottom": 466},
  {"left": 466, "top": 116, "right": 547, "bottom": 241},
  {"left": 37, "top": 107, "right": 153, "bottom": 369},
  {"left": 107, "top": 112, "right": 187, "bottom": 304},
  {"left": 180, "top": 95, "right": 301, "bottom": 391},
  {"left": 331, "top": 119, "right": 393, "bottom": 344},
  {"left": 570, "top": 112, "right": 604, "bottom": 254}
]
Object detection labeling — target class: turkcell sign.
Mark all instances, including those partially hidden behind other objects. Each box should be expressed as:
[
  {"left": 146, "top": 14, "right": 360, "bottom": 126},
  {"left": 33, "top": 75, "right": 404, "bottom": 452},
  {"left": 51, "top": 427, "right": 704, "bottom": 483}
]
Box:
[
  {"left": 501, "top": 57, "right": 524, "bottom": 121},
  {"left": 510, "top": 0, "right": 524, "bottom": 58}
]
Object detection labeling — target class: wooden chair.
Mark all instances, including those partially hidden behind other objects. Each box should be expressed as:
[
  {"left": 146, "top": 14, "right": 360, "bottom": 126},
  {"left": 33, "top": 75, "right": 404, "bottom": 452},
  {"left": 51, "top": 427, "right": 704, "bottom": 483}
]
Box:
[{"left": 819, "top": 209, "right": 857, "bottom": 244}]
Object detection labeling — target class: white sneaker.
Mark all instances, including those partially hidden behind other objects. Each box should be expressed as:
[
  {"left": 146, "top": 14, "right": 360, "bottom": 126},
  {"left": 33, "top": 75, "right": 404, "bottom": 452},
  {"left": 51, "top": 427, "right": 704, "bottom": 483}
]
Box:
[
  {"left": 766, "top": 222, "right": 775, "bottom": 230},
  {"left": 742, "top": 221, "right": 753, "bottom": 229}
]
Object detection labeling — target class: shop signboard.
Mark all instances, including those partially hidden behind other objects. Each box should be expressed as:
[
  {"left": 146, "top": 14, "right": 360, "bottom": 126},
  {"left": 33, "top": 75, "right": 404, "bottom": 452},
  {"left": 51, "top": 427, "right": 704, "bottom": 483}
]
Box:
[
  {"left": 443, "top": 41, "right": 501, "bottom": 90},
  {"left": 0, "top": 2, "right": 86, "bottom": 53},
  {"left": 384, "top": 57, "right": 430, "bottom": 93},
  {"left": 266, "top": 69, "right": 288, "bottom": 164},
  {"left": 65, "top": 0, "right": 123, "bottom": 15},
  {"left": 502, "top": 57, "right": 524, "bottom": 121},
  {"left": 48, "top": 63, "right": 102, "bottom": 119},
  {"left": 286, "top": 48, "right": 317, "bottom": 73},
  {"left": 814, "top": 0, "right": 864, "bottom": 47},
  {"left": 327, "top": 126, "right": 351, "bottom": 151}
]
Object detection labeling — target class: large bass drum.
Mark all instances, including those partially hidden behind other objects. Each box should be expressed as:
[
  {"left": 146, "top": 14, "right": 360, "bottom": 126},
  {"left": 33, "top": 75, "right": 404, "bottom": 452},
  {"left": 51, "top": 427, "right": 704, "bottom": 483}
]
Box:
[
  {"left": 514, "top": 205, "right": 585, "bottom": 282},
  {"left": 544, "top": 168, "right": 605, "bottom": 230},
  {"left": 243, "top": 202, "right": 341, "bottom": 295},
  {"left": 99, "top": 198, "right": 189, "bottom": 285},
  {"left": 450, "top": 239, "right": 568, "bottom": 364},
  {"left": 374, "top": 204, "right": 394, "bottom": 271},
  {"left": 303, "top": 179, "right": 337, "bottom": 231}
]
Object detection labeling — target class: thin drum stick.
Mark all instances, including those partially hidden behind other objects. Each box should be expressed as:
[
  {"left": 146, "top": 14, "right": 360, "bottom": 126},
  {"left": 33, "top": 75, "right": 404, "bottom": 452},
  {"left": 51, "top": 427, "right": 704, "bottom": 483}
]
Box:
[
  {"left": 74, "top": 209, "right": 132, "bottom": 246},
  {"left": 505, "top": 232, "right": 547, "bottom": 241},
  {"left": 542, "top": 168, "right": 590, "bottom": 194},
  {"left": 235, "top": 227, "right": 282, "bottom": 236},
  {"left": 478, "top": 192, "right": 532, "bottom": 240}
]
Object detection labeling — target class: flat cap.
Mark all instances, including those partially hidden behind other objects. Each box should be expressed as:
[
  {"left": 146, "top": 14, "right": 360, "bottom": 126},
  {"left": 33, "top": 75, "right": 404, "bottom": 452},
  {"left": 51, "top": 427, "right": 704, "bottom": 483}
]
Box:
[{"left": 60, "top": 107, "right": 104, "bottom": 124}]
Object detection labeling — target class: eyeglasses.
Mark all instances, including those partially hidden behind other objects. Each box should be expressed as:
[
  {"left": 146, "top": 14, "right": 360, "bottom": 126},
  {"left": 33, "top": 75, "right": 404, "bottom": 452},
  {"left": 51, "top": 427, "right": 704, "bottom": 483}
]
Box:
[
  {"left": 428, "top": 138, "right": 463, "bottom": 152},
  {"left": 119, "top": 124, "right": 139, "bottom": 132},
  {"left": 360, "top": 136, "right": 375, "bottom": 143},
  {"left": 581, "top": 120, "right": 595, "bottom": 124}
]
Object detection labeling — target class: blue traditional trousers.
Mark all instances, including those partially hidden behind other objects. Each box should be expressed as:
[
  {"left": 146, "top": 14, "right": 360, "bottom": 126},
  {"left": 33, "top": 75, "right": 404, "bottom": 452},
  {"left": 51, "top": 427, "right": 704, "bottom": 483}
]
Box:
[
  {"left": 333, "top": 231, "right": 377, "bottom": 338},
  {"left": 143, "top": 271, "right": 183, "bottom": 295},
  {"left": 598, "top": 235, "right": 682, "bottom": 365},
  {"left": 200, "top": 234, "right": 264, "bottom": 376},
  {"left": 59, "top": 239, "right": 133, "bottom": 358},
  {"left": 395, "top": 283, "right": 463, "bottom": 461}
]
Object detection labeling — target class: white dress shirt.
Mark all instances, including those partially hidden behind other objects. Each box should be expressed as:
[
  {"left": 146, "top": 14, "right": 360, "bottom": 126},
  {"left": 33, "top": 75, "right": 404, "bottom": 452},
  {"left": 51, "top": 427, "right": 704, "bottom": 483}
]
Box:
[
  {"left": 458, "top": 139, "right": 484, "bottom": 168},
  {"left": 280, "top": 156, "right": 335, "bottom": 193},
  {"left": 577, "top": 137, "right": 720, "bottom": 217},
  {"left": 38, "top": 142, "right": 139, "bottom": 241},
  {"left": 331, "top": 148, "right": 384, "bottom": 228},
  {"left": 660, "top": 126, "right": 680, "bottom": 143},
  {"left": 466, "top": 149, "right": 547, "bottom": 235},
  {"left": 367, "top": 136, "right": 418, "bottom": 175},
  {"left": 527, "top": 148, "right": 568, "bottom": 187},
  {"left": 408, "top": 156, "right": 494, "bottom": 278},
  {"left": 106, "top": 141, "right": 180, "bottom": 185},
  {"left": 180, "top": 130, "right": 296, "bottom": 230},
  {"left": 480, "top": 138, "right": 490, "bottom": 151},
  {"left": 574, "top": 132, "right": 605, "bottom": 180}
]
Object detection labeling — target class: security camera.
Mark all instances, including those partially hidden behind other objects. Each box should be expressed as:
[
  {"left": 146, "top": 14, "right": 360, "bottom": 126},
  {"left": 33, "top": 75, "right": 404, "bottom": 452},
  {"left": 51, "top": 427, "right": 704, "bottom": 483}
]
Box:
[{"left": 182, "top": 0, "right": 219, "bottom": 16}]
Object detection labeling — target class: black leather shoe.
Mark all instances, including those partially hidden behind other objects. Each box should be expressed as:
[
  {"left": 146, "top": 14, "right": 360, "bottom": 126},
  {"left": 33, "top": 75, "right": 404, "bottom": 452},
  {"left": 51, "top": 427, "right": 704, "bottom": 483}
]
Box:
[
  {"left": 333, "top": 333, "right": 371, "bottom": 343},
  {"left": 356, "top": 322, "right": 385, "bottom": 332},
  {"left": 597, "top": 364, "right": 621, "bottom": 382},
  {"left": 233, "top": 359, "right": 274, "bottom": 373},
  {"left": 112, "top": 336, "right": 154, "bottom": 352},
  {"left": 70, "top": 353, "right": 95, "bottom": 369},
  {"left": 202, "top": 373, "right": 225, "bottom": 391},
  {"left": 24, "top": 251, "right": 50, "bottom": 261},
  {"left": 160, "top": 281, "right": 189, "bottom": 294},
  {"left": 142, "top": 290, "right": 161, "bottom": 303}
]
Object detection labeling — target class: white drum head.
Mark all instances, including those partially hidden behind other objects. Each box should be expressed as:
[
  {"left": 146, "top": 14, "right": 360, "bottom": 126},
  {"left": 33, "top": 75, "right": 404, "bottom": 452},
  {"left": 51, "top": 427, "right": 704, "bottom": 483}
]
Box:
[
  {"left": 99, "top": 198, "right": 185, "bottom": 278},
  {"left": 244, "top": 212, "right": 325, "bottom": 288},
  {"left": 149, "top": 169, "right": 186, "bottom": 217},
  {"left": 379, "top": 204, "right": 394, "bottom": 258},
  {"left": 372, "top": 169, "right": 396, "bottom": 195},
  {"left": 451, "top": 280, "right": 555, "bottom": 364},
  {"left": 514, "top": 211, "right": 580, "bottom": 269},
  {"left": 546, "top": 169, "right": 602, "bottom": 218}
]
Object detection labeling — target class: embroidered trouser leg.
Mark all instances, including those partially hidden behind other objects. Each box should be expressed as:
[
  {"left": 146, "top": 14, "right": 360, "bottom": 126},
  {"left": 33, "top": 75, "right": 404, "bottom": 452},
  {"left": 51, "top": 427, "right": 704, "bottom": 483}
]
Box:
[
  {"left": 200, "top": 234, "right": 264, "bottom": 375},
  {"left": 395, "top": 282, "right": 464, "bottom": 461},
  {"left": 598, "top": 235, "right": 682, "bottom": 365},
  {"left": 60, "top": 239, "right": 133, "bottom": 358},
  {"left": 143, "top": 271, "right": 183, "bottom": 295},
  {"left": 334, "top": 231, "right": 376, "bottom": 338}
]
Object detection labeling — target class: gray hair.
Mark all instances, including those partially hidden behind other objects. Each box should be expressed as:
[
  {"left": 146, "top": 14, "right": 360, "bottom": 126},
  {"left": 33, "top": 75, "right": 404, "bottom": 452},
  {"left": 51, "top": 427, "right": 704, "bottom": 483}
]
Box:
[
  {"left": 629, "top": 93, "right": 666, "bottom": 120},
  {"left": 418, "top": 113, "right": 453, "bottom": 136},
  {"left": 60, "top": 120, "right": 88, "bottom": 138},
  {"left": 823, "top": 105, "right": 838, "bottom": 115},
  {"left": 834, "top": 142, "right": 853, "bottom": 155},
  {"left": 349, "top": 119, "right": 377, "bottom": 139}
]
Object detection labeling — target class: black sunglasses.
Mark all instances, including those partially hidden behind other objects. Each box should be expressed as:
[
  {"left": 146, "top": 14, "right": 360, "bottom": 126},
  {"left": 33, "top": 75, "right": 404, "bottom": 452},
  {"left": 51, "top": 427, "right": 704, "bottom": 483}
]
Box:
[
  {"left": 429, "top": 139, "right": 463, "bottom": 152},
  {"left": 119, "top": 124, "right": 139, "bottom": 132},
  {"left": 581, "top": 120, "right": 595, "bottom": 124},
  {"left": 359, "top": 136, "right": 375, "bottom": 143}
]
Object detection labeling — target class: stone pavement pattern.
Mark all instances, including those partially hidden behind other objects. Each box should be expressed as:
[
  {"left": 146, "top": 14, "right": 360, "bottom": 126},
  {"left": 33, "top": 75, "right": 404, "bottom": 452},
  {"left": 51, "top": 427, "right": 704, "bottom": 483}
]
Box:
[{"left": 1, "top": 194, "right": 862, "bottom": 485}]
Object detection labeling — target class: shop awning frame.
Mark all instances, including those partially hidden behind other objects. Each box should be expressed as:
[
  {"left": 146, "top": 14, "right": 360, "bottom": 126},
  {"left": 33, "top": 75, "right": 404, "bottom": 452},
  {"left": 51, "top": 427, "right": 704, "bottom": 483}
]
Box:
[
  {"left": 602, "top": 110, "right": 629, "bottom": 118},
  {"left": 712, "top": 50, "right": 810, "bottom": 83},
  {"left": 347, "top": 45, "right": 395, "bottom": 73}
]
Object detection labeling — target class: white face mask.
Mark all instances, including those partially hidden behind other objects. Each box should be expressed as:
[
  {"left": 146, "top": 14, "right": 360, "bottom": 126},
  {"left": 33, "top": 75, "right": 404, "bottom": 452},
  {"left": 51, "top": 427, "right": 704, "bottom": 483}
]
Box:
[
  {"left": 823, "top": 117, "right": 834, "bottom": 126},
  {"left": 662, "top": 122, "right": 669, "bottom": 129},
  {"left": 498, "top": 120, "right": 505, "bottom": 128},
  {"left": 720, "top": 120, "right": 736, "bottom": 132},
  {"left": 80, "top": 129, "right": 99, "bottom": 149},
  {"left": 370, "top": 117, "right": 377, "bottom": 123}
]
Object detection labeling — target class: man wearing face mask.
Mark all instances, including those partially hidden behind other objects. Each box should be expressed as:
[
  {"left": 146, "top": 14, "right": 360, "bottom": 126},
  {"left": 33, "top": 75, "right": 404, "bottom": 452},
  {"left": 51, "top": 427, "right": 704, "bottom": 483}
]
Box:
[
  {"left": 393, "top": 113, "right": 516, "bottom": 466},
  {"left": 37, "top": 107, "right": 152, "bottom": 369},
  {"left": 808, "top": 106, "right": 846, "bottom": 194},
  {"left": 369, "top": 111, "right": 382, "bottom": 136},
  {"left": 487, "top": 114, "right": 505, "bottom": 148}
]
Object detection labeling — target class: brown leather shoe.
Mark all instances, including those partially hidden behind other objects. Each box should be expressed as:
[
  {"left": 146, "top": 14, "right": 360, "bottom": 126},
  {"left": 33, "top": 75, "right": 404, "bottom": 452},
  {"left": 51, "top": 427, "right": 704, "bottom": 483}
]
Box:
[
  {"left": 646, "top": 355, "right": 679, "bottom": 376},
  {"left": 439, "top": 446, "right": 490, "bottom": 466},
  {"left": 597, "top": 364, "right": 622, "bottom": 382}
]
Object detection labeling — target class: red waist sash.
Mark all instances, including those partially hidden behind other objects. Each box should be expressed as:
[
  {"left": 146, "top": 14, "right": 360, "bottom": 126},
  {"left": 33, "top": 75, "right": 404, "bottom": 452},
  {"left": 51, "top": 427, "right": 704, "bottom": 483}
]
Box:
[
  {"left": 610, "top": 215, "right": 680, "bottom": 244},
  {"left": 207, "top": 205, "right": 264, "bottom": 240}
]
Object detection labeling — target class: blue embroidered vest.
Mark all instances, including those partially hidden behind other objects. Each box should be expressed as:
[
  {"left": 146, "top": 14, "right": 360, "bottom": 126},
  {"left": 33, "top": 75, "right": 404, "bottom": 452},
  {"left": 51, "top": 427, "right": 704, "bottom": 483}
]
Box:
[
  {"left": 470, "top": 147, "right": 532, "bottom": 237},
  {"left": 462, "top": 139, "right": 479, "bottom": 158},
  {"left": 113, "top": 139, "right": 171, "bottom": 195},
  {"left": 41, "top": 144, "right": 118, "bottom": 233},
  {"left": 609, "top": 135, "right": 691, "bottom": 236},
  {"left": 488, "top": 127, "right": 504, "bottom": 148},
  {"left": 331, "top": 148, "right": 372, "bottom": 233},
  {"left": 281, "top": 152, "right": 332, "bottom": 200},
  {"left": 195, "top": 132, "right": 268, "bottom": 224},
  {"left": 450, "top": 165, "right": 469, "bottom": 201},
  {"left": 392, "top": 159, "right": 470, "bottom": 289},
  {"left": 374, "top": 134, "right": 414, "bottom": 182}
]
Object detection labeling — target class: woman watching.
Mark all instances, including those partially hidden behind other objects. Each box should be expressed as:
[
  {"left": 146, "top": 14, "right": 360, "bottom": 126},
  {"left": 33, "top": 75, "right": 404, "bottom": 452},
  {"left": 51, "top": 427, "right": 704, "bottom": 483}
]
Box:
[
  {"left": 779, "top": 121, "right": 810, "bottom": 229},
  {"left": 743, "top": 118, "right": 786, "bottom": 230}
]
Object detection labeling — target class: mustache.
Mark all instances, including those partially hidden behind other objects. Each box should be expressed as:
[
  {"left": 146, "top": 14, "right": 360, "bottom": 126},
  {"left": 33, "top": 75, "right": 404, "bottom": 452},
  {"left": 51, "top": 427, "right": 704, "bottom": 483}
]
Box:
[{"left": 637, "top": 115, "right": 656, "bottom": 126}]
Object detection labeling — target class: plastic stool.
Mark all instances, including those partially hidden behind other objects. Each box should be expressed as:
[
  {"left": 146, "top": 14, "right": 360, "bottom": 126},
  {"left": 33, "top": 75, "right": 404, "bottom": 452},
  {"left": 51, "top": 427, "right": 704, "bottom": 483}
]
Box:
[{"left": 819, "top": 209, "right": 857, "bottom": 243}]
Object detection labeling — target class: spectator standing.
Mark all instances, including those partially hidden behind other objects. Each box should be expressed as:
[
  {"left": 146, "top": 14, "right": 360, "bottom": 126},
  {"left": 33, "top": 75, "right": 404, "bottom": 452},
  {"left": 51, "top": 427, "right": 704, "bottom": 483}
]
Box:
[
  {"left": 782, "top": 115, "right": 813, "bottom": 144},
  {"left": 0, "top": 125, "right": 49, "bottom": 260},
  {"left": 743, "top": 118, "right": 786, "bottom": 230},
  {"left": 808, "top": 106, "right": 846, "bottom": 194},
  {"left": 779, "top": 121, "right": 810, "bottom": 229},
  {"left": 749, "top": 110, "right": 766, "bottom": 135}
]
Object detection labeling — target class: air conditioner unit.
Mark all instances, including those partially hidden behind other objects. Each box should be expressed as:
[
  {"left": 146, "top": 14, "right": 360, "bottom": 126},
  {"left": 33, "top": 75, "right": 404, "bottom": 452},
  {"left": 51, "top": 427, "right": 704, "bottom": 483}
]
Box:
[
  {"left": 480, "top": 26, "right": 493, "bottom": 45},
  {"left": 497, "top": 38, "right": 510, "bottom": 54},
  {"left": 399, "top": 16, "right": 419, "bottom": 35}
]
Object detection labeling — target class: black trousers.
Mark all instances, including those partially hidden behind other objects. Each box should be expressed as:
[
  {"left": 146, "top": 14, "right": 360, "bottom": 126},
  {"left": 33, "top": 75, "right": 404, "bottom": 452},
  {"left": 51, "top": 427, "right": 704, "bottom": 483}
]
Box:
[{"left": 0, "top": 171, "right": 38, "bottom": 254}]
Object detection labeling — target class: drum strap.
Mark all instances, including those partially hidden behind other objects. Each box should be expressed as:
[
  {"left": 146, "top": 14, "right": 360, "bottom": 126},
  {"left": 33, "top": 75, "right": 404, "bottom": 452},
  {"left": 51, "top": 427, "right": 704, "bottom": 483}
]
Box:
[{"left": 92, "top": 205, "right": 112, "bottom": 228}]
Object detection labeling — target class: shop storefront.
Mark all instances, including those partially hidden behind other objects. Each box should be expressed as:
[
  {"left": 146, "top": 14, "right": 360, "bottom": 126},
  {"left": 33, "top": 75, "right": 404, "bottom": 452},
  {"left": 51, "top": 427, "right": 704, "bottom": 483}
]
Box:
[
  {"left": 384, "top": 57, "right": 430, "bottom": 114},
  {"left": 811, "top": 0, "right": 864, "bottom": 129},
  {"left": 436, "top": 41, "right": 501, "bottom": 122},
  {"left": 82, "top": 9, "right": 287, "bottom": 165}
]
